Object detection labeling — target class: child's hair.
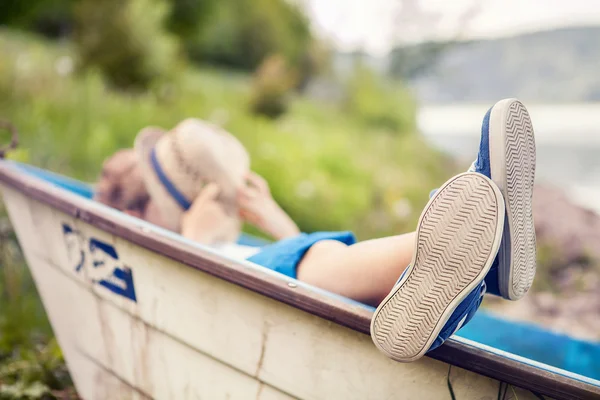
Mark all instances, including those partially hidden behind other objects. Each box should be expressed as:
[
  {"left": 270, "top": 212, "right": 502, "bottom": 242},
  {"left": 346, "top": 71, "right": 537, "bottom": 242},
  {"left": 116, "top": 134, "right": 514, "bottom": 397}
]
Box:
[{"left": 94, "top": 149, "right": 150, "bottom": 215}]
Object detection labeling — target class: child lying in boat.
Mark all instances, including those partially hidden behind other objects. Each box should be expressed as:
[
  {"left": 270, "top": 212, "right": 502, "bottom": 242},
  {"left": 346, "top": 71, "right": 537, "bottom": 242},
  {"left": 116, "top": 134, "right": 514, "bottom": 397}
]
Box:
[{"left": 95, "top": 99, "right": 537, "bottom": 362}]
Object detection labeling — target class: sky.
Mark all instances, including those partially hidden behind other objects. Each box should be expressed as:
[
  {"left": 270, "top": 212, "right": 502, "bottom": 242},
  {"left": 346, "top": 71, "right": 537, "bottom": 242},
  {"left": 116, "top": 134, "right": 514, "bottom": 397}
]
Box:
[{"left": 304, "top": 0, "right": 600, "bottom": 55}]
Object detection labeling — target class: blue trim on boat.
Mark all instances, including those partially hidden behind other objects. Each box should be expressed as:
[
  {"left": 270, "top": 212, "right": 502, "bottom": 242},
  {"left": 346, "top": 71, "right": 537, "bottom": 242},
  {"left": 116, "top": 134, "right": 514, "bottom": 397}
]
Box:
[
  {"left": 6, "top": 161, "right": 600, "bottom": 384},
  {"left": 457, "top": 312, "right": 600, "bottom": 380},
  {"left": 10, "top": 162, "right": 95, "bottom": 199},
  {"left": 8, "top": 161, "right": 266, "bottom": 248}
]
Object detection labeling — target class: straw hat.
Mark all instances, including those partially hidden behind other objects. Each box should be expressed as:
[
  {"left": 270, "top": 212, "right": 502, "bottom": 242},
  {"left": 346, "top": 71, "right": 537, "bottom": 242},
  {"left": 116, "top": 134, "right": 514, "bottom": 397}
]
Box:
[{"left": 134, "top": 118, "right": 250, "bottom": 242}]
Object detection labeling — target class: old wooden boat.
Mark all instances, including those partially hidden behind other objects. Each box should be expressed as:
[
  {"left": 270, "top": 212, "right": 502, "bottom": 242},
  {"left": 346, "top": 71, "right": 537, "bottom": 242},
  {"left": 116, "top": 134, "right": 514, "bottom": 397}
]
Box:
[{"left": 0, "top": 158, "right": 599, "bottom": 400}]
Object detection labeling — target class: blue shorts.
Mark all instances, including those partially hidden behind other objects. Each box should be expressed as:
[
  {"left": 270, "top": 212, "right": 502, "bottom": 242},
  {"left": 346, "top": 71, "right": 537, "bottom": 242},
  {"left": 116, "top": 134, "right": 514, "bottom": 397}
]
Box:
[{"left": 247, "top": 231, "right": 357, "bottom": 279}]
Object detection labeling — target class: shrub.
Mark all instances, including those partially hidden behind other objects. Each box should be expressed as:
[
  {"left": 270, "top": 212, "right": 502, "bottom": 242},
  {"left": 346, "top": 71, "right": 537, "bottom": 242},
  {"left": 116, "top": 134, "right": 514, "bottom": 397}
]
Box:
[
  {"left": 185, "top": 0, "right": 312, "bottom": 72},
  {"left": 249, "top": 55, "right": 296, "bottom": 119},
  {"left": 74, "top": 0, "right": 178, "bottom": 90},
  {"left": 0, "top": 0, "right": 74, "bottom": 38}
]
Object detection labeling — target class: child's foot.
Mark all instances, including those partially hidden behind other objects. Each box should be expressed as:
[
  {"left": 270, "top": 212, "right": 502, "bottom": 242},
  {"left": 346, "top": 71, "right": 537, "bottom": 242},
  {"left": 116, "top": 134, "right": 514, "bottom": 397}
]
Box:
[
  {"left": 370, "top": 172, "right": 504, "bottom": 362},
  {"left": 470, "top": 98, "right": 536, "bottom": 300}
]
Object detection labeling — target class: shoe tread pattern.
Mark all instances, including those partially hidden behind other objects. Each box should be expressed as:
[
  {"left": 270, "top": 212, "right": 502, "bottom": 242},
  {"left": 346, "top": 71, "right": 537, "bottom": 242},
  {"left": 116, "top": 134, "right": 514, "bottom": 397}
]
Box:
[
  {"left": 504, "top": 100, "right": 537, "bottom": 299},
  {"left": 372, "top": 174, "right": 501, "bottom": 361}
]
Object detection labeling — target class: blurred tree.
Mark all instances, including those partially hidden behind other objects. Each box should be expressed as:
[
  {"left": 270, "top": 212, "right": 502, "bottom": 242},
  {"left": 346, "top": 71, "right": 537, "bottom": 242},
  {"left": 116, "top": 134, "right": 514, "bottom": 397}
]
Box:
[
  {"left": 249, "top": 54, "right": 296, "bottom": 118},
  {"left": 167, "top": 0, "right": 217, "bottom": 38},
  {"left": 1, "top": 0, "right": 319, "bottom": 83},
  {"left": 185, "top": 0, "right": 313, "bottom": 71},
  {"left": 0, "top": 0, "right": 74, "bottom": 37},
  {"left": 74, "top": 0, "right": 179, "bottom": 90}
]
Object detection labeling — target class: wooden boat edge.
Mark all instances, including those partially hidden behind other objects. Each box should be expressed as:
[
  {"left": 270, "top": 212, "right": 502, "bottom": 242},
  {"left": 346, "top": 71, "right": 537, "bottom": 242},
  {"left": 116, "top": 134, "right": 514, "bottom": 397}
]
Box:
[{"left": 0, "top": 160, "right": 597, "bottom": 400}]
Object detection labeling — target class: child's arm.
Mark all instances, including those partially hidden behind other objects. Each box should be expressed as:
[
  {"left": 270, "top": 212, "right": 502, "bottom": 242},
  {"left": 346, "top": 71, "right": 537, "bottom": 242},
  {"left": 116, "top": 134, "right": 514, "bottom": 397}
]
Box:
[{"left": 238, "top": 172, "right": 300, "bottom": 240}]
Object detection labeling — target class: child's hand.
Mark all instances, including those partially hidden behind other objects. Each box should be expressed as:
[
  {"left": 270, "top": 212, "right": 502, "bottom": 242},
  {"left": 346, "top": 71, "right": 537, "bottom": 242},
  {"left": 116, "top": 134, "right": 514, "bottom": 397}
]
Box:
[
  {"left": 181, "top": 183, "right": 237, "bottom": 245},
  {"left": 238, "top": 172, "right": 300, "bottom": 240}
]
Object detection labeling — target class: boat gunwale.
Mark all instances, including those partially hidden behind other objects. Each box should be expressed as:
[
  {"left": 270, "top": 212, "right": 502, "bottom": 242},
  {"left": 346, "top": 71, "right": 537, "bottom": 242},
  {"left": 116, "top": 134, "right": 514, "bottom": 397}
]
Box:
[{"left": 0, "top": 161, "right": 597, "bottom": 400}]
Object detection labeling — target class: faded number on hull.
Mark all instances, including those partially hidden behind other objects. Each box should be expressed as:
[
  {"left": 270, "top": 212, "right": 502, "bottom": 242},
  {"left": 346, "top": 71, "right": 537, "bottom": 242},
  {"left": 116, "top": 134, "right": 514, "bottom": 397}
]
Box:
[{"left": 62, "top": 223, "right": 137, "bottom": 302}]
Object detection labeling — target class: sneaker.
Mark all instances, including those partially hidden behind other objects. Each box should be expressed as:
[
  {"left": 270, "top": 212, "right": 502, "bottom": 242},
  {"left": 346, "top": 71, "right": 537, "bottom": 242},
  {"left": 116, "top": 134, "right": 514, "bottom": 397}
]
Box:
[
  {"left": 370, "top": 172, "right": 504, "bottom": 362},
  {"left": 470, "top": 98, "right": 537, "bottom": 300}
]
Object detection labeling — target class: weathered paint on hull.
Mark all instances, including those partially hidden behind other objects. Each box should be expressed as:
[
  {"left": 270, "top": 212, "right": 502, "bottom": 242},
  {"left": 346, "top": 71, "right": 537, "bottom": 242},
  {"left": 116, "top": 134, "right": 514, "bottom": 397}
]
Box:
[{"left": 1, "top": 185, "right": 544, "bottom": 400}]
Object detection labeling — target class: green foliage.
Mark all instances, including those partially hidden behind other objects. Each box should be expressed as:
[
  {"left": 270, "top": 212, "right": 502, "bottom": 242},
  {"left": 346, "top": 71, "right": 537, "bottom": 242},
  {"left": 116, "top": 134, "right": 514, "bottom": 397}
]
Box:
[
  {"left": 249, "top": 55, "right": 296, "bottom": 118},
  {"left": 0, "top": 209, "right": 51, "bottom": 353},
  {"left": 185, "top": 0, "right": 312, "bottom": 71},
  {"left": 167, "top": 0, "right": 216, "bottom": 38},
  {"left": 0, "top": 0, "right": 74, "bottom": 37},
  {"left": 0, "top": 0, "right": 42, "bottom": 26},
  {"left": 74, "top": 0, "right": 179, "bottom": 90},
  {"left": 345, "top": 63, "right": 416, "bottom": 133},
  {"left": 1, "top": 0, "right": 318, "bottom": 82},
  {"left": 0, "top": 338, "right": 76, "bottom": 399}
]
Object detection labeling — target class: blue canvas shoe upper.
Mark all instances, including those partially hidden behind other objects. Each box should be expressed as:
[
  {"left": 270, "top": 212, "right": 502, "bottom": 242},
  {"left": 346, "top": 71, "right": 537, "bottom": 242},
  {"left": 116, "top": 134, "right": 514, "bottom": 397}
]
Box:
[
  {"left": 429, "top": 106, "right": 503, "bottom": 297},
  {"left": 471, "top": 107, "right": 492, "bottom": 178},
  {"left": 393, "top": 268, "right": 487, "bottom": 353},
  {"left": 469, "top": 107, "right": 502, "bottom": 297},
  {"left": 428, "top": 281, "right": 486, "bottom": 352}
]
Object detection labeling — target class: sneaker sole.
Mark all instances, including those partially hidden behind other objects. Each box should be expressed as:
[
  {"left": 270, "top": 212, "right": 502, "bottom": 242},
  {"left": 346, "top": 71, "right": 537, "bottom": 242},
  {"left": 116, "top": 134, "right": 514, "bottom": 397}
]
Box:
[
  {"left": 489, "top": 99, "right": 537, "bottom": 300},
  {"left": 370, "top": 173, "right": 504, "bottom": 362}
]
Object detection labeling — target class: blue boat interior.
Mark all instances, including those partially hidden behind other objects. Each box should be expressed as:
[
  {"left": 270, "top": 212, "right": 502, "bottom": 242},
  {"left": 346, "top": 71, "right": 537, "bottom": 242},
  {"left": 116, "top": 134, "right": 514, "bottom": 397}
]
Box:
[{"left": 8, "top": 161, "right": 600, "bottom": 384}]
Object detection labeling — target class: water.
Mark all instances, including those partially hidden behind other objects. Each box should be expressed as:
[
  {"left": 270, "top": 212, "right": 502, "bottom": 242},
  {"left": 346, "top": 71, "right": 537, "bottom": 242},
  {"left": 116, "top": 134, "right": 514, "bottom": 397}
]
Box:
[{"left": 418, "top": 103, "right": 600, "bottom": 214}]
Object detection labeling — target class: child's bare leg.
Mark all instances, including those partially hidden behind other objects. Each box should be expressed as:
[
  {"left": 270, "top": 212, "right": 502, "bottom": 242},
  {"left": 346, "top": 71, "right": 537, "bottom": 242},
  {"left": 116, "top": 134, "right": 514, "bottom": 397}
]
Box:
[{"left": 296, "top": 232, "right": 416, "bottom": 306}]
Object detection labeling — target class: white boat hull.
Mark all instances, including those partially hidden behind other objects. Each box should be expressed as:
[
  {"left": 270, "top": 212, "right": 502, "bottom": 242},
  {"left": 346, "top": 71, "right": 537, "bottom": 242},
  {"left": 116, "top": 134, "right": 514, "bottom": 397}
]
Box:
[{"left": 0, "top": 182, "right": 551, "bottom": 399}]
